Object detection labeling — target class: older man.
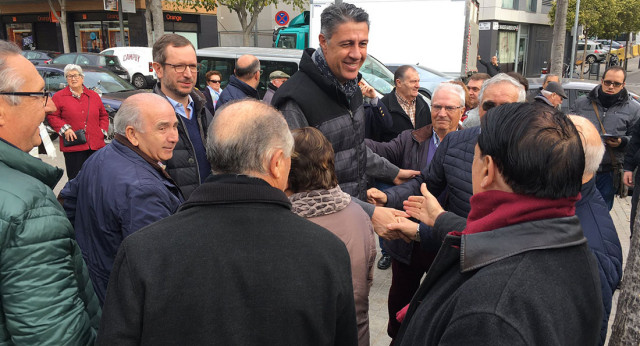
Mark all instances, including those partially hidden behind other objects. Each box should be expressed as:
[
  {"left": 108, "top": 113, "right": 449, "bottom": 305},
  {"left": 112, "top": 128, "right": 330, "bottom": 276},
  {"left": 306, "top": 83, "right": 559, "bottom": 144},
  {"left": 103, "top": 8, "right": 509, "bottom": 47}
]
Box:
[
  {"left": 218, "top": 54, "right": 261, "bottom": 107},
  {"left": 534, "top": 81, "right": 567, "bottom": 109},
  {"left": 98, "top": 99, "right": 358, "bottom": 345},
  {"left": 571, "top": 66, "right": 640, "bottom": 209},
  {"left": 377, "top": 65, "right": 431, "bottom": 142},
  {"left": 60, "top": 93, "right": 184, "bottom": 305},
  {"left": 0, "top": 39, "right": 99, "bottom": 344},
  {"left": 262, "top": 70, "right": 290, "bottom": 104},
  {"left": 152, "top": 34, "right": 212, "bottom": 199},
  {"left": 272, "top": 2, "right": 417, "bottom": 240},
  {"left": 392, "top": 103, "right": 602, "bottom": 345},
  {"left": 478, "top": 55, "right": 501, "bottom": 76},
  {"left": 366, "top": 82, "right": 465, "bottom": 341}
]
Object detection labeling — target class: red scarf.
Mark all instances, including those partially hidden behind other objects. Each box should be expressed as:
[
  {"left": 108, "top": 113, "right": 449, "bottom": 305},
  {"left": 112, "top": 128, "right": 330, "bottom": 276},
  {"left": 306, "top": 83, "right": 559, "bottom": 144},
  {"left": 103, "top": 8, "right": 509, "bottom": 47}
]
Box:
[{"left": 449, "top": 190, "right": 579, "bottom": 236}]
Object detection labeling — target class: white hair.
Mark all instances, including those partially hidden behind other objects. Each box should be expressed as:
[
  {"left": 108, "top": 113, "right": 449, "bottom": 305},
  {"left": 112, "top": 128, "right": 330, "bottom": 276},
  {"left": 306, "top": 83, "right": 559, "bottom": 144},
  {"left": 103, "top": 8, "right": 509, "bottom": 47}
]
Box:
[
  {"left": 541, "top": 89, "right": 554, "bottom": 98},
  {"left": 478, "top": 73, "right": 526, "bottom": 104},
  {"left": 432, "top": 82, "right": 465, "bottom": 107},
  {"left": 0, "top": 40, "right": 24, "bottom": 105},
  {"left": 64, "top": 64, "right": 84, "bottom": 78}
]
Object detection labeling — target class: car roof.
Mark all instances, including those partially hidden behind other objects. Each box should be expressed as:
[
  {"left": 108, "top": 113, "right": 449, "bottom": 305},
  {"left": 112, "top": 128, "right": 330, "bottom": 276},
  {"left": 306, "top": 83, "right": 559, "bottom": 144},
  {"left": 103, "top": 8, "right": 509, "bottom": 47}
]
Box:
[
  {"left": 196, "top": 46, "right": 303, "bottom": 60},
  {"left": 36, "top": 64, "right": 110, "bottom": 72}
]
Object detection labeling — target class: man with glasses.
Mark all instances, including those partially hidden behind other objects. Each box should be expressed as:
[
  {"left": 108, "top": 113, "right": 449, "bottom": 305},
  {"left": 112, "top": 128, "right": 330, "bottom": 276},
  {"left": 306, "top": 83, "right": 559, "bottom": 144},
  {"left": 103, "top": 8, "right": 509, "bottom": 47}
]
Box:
[
  {"left": 203, "top": 70, "right": 223, "bottom": 114},
  {"left": 217, "top": 54, "right": 261, "bottom": 108},
  {"left": 0, "top": 39, "right": 100, "bottom": 344},
  {"left": 152, "top": 34, "right": 213, "bottom": 199},
  {"left": 571, "top": 66, "right": 640, "bottom": 210}
]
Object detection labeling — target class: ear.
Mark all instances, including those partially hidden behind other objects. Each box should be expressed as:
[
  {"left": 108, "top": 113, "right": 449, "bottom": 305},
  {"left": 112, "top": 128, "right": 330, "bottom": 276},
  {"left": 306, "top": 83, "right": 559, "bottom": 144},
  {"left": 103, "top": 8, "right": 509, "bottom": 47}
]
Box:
[
  {"left": 125, "top": 125, "right": 139, "bottom": 146},
  {"left": 0, "top": 100, "right": 8, "bottom": 127},
  {"left": 268, "top": 149, "right": 285, "bottom": 179},
  {"left": 152, "top": 62, "right": 163, "bottom": 79},
  {"left": 480, "top": 154, "right": 495, "bottom": 189},
  {"left": 319, "top": 33, "right": 328, "bottom": 52}
]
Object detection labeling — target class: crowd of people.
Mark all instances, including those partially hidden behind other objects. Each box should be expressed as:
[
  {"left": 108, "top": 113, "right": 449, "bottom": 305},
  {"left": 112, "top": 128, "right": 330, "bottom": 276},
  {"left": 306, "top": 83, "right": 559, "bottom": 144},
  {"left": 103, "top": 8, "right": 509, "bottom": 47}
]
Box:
[{"left": 0, "top": 1, "right": 638, "bottom": 345}]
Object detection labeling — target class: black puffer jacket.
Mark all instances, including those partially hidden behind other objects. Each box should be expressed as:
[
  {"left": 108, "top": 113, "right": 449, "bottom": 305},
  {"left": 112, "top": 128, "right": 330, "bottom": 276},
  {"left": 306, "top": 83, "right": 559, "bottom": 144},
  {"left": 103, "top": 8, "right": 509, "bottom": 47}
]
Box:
[
  {"left": 153, "top": 83, "right": 212, "bottom": 199},
  {"left": 217, "top": 75, "right": 260, "bottom": 108}
]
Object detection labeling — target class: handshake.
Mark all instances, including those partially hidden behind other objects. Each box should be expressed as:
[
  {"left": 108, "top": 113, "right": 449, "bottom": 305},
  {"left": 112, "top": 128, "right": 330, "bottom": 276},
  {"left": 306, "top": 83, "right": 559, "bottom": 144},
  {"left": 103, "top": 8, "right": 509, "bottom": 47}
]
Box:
[{"left": 368, "top": 183, "right": 446, "bottom": 242}]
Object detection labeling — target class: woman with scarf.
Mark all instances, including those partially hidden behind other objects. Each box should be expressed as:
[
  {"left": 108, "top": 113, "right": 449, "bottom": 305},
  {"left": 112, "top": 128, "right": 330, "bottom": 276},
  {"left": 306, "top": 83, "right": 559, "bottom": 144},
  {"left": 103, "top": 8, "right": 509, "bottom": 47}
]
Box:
[
  {"left": 47, "top": 64, "right": 109, "bottom": 179},
  {"left": 286, "top": 127, "right": 376, "bottom": 346}
]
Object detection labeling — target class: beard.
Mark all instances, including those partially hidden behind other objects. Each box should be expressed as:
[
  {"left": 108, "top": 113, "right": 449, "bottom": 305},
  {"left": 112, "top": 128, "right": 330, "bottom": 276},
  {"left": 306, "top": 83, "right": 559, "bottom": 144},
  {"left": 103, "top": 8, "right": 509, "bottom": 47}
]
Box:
[{"left": 165, "top": 78, "right": 193, "bottom": 98}]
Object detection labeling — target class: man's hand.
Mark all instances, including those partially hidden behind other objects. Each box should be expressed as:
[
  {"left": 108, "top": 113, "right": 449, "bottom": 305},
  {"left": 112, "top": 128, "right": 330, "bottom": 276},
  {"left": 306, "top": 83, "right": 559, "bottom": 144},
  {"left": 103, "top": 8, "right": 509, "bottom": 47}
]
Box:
[
  {"left": 371, "top": 207, "right": 410, "bottom": 241},
  {"left": 387, "top": 218, "right": 419, "bottom": 243},
  {"left": 393, "top": 169, "right": 420, "bottom": 185},
  {"left": 403, "top": 183, "right": 445, "bottom": 227},
  {"left": 64, "top": 129, "right": 77, "bottom": 142},
  {"left": 624, "top": 171, "right": 634, "bottom": 187},
  {"left": 360, "top": 83, "right": 377, "bottom": 99},
  {"left": 605, "top": 137, "right": 622, "bottom": 148},
  {"left": 367, "top": 188, "right": 388, "bottom": 206}
]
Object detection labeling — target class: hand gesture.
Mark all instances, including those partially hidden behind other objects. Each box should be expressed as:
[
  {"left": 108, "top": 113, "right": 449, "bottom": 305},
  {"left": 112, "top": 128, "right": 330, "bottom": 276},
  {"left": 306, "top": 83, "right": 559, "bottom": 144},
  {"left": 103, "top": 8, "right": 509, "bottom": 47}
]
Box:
[
  {"left": 360, "top": 83, "right": 377, "bottom": 99},
  {"left": 403, "top": 183, "right": 445, "bottom": 227},
  {"left": 367, "top": 187, "right": 388, "bottom": 206},
  {"left": 371, "top": 207, "right": 411, "bottom": 241},
  {"left": 387, "top": 218, "right": 419, "bottom": 243},
  {"left": 393, "top": 169, "right": 420, "bottom": 185}
]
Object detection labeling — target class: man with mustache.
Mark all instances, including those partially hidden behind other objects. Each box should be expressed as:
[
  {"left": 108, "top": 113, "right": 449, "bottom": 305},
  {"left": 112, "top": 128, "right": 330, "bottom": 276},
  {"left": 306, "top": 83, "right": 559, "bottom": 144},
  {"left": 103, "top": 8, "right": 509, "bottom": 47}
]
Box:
[
  {"left": 60, "top": 93, "right": 184, "bottom": 305},
  {"left": 152, "top": 34, "right": 213, "bottom": 199}
]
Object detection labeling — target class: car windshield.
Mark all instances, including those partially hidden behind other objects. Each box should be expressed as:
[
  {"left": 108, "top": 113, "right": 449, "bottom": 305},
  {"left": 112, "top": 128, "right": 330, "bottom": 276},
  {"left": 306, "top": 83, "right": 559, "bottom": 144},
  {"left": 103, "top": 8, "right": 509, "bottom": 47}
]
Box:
[
  {"left": 414, "top": 65, "right": 450, "bottom": 81},
  {"left": 360, "top": 55, "right": 394, "bottom": 94},
  {"left": 83, "top": 70, "right": 135, "bottom": 93}
]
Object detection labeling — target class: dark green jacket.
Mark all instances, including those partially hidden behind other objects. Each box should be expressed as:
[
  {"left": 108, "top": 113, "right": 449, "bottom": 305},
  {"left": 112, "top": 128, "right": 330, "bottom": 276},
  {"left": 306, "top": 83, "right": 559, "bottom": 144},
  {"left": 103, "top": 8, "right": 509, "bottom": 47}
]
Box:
[{"left": 0, "top": 140, "right": 100, "bottom": 345}]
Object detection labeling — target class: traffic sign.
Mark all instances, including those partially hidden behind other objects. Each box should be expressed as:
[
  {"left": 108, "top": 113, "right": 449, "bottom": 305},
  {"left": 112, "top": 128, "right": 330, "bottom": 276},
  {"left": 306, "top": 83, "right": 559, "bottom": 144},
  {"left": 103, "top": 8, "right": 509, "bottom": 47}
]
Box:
[{"left": 275, "top": 11, "right": 289, "bottom": 26}]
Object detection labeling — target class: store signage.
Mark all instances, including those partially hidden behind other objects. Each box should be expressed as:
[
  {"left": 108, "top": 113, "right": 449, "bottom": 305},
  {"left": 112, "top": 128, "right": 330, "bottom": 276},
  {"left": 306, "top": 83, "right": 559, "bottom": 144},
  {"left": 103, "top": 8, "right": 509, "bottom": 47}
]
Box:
[
  {"left": 166, "top": 14, "right": 183, "bottom": 22},
  {"left": 107, "top": 13, "right": 119, "bottom": 20},
  {"left": 499, "top": 24, "right": 518, "bottom": 31},
  {"left": 479, "top": 22, "right": 490, "bottom": 31},
  {"left": 123, "top": 54, "right": 140, "bottom": 62}
]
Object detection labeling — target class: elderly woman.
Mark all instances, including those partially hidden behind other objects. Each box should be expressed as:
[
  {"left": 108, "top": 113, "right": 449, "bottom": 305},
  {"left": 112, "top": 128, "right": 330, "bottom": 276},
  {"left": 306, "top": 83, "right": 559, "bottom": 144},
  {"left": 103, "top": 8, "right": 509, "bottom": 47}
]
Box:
[
  {"left": 47, "top": 64, "right": 109, "bottom": 179},
  {"left": 286, "top": 127, "right": 376, "bottom": 346}
]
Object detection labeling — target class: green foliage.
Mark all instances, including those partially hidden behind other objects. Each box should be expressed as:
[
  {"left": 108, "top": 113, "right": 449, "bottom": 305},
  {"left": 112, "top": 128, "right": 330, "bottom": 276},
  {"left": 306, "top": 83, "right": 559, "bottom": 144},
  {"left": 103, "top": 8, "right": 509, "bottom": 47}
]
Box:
[{"left": 549, "top": 0, "right": 640, "bottom": 38}]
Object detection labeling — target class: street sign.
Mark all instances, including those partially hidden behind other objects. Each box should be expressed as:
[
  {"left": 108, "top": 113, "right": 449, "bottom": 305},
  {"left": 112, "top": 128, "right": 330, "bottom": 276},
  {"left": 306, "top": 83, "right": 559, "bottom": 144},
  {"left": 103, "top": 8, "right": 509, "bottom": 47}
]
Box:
[{"left": 275, "top": 11, "right": 289, "bottom": 26}]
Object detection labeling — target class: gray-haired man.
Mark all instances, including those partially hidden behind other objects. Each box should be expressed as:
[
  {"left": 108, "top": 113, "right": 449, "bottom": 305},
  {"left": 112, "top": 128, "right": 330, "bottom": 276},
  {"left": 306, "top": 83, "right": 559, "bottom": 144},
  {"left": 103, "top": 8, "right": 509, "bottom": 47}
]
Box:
[{"left": 60, "top": 93, "right": 184, "bottom": 305}]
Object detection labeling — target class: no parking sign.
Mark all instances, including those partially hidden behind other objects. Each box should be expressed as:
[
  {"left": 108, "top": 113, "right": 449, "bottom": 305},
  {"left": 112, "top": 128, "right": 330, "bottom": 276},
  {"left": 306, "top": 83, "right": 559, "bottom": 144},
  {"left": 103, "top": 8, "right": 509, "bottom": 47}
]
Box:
[{"left": 275, "top": 11, "right": 289, "bottom": 26}]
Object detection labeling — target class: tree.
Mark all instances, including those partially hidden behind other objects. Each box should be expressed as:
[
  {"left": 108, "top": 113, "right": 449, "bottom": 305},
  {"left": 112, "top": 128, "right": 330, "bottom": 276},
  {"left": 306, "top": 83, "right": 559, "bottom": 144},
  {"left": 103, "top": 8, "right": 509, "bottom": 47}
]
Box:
[
  {"left": 173, "top": 0, "right": 307, "bottom": 46},
  {"left": 146, "top": 0, "right": 165, "bottom": 45},
  {"left": 46, "top": 0, "right": 70, "bottom": 53},
  {"left": 549, "top": 0, "right": 569, "bottom": 77}
]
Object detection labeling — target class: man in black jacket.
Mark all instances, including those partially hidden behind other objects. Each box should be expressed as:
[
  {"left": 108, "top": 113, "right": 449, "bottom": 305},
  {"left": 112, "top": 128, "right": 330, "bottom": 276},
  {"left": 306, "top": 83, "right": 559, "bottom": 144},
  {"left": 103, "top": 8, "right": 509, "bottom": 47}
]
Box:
[
  {"left": 376, "top": 65, "right": 431, "bottom": 142},
  {"left": 217, "top": 54, "right": 261, "bottom": 107},
  {"left": 98, "top": 99, "right": 358, "bottom": 345},
  {"left": 152, "top": 34, "right": 212, "bottom": 199}
]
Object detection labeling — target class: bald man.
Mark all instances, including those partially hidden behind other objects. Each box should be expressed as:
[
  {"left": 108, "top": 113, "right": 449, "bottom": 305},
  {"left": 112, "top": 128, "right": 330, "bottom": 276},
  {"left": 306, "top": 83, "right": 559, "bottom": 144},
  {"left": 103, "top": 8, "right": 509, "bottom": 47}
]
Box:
[
  {"left": 217, "top": 54, "right": 261, "bottom": 107},
  {"left": 60, "top": 93, "right": 184, "bottom": 305},
  {"left": 568, "top": 115, "right": 622, "bottom": 346}
]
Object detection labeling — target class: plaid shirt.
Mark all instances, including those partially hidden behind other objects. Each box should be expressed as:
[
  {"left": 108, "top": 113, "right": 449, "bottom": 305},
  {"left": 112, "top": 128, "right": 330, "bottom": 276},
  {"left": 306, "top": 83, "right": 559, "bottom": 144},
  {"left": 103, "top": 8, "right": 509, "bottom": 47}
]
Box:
[{"left": 396, "top": 92, "right": 416, "bottom": 127}]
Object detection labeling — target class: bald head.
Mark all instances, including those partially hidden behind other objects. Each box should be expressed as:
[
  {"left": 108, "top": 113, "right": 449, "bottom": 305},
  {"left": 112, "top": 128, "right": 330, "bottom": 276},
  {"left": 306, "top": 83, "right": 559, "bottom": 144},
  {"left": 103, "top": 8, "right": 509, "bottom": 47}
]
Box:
[
  {"left": 568, "top": 115, "right": 605, "bottom": 183},
  {"left": 114, "top": 93, "right": 173, "bottom": 135},
  {"left": 235, "top": 55, "right": 261, "bottom": 87},
  {"left": 206, "top": 99, "right": 293, "bottom": 188}
]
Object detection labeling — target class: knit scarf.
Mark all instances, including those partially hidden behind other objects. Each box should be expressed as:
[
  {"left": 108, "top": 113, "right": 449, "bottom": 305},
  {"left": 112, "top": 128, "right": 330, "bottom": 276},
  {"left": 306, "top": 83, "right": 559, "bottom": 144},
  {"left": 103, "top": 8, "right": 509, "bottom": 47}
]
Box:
[
  {"left": 597, "top": 85, "right": 628, "bottom": 109},
  {"left": 311, "top": 48, "right": 359, "bottom": 99},
  {"left": 452, "top": 190, "right": 579, "bottom": 236},
  {"left": 289, "top": 186, "right": 351, "bottom": 218}
]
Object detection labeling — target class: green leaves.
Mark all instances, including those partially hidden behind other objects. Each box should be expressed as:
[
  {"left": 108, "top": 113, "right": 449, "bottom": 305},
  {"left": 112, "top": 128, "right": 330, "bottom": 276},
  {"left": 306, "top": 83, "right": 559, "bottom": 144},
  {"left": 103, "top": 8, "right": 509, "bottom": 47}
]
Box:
[{"left": 549, "top": 0, "right": 640, "bottom": 37}]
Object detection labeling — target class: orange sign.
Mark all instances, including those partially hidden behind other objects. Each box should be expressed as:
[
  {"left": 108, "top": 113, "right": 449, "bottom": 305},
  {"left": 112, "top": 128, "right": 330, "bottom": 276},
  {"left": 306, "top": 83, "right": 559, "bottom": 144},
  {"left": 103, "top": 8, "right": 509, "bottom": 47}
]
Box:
[{"left": 50, "top": 11, "right": 59, "bottom": 23}]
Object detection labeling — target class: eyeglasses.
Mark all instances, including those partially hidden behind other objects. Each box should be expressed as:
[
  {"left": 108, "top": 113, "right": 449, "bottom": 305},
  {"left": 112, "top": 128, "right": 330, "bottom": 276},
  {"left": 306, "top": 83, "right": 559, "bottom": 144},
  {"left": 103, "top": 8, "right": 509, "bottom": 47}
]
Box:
[
  {"left": 66, "top": 74, "right": 82, "bottom": 80},
  {"left": 482, "top": 100, "right": 497, "bottom": 112},
  {"left": 432, "top": 105, "right": 463, "bottom": 113},
  {"left": 162, "top": 63, "right": 199, "bottom": 73},
  {"left": 0, "top": 91, "right": 49, "bottom": 107},
  {"left": 602, "top": 80, "right": 623, "bottom": 88},
  {"left": 208, "top": 80, "right": 221, "bottom": 84}
]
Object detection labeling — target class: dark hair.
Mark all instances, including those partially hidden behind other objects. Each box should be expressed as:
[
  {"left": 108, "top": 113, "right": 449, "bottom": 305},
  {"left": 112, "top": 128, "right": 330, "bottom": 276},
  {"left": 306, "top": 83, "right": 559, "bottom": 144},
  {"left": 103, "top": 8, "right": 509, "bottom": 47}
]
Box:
[
  {"left": 506, "top": 72, "right": 529, "bottom": 92},
  {"left": 320, "top": 2, "right": 369, "bottom": 41},
  {"left": 603, "top": 66, "right": 627, "bottom": 82},
  {"left": 468, "top": 72, "right": 490, "bottom": 82},
  {"left": 478, "top": 102, "right": 584, "bottom": 199},
  {"left": 205, "top": 70, "right": 222, "bottom": 80},
  {"left": 235, "top": 57, "right": 260, "bottom": 79},
  {"left": 288, "top": 127, "right": 339, "bottom": 193},
  {"left": 393, "top": 65, "right": 416, "bottom": 86},
  {"left": 152, "top": 34, "right": 194, "bottom": 64},
  {"left": 543, "top": 73, "right": 559, "bottom": 84}
]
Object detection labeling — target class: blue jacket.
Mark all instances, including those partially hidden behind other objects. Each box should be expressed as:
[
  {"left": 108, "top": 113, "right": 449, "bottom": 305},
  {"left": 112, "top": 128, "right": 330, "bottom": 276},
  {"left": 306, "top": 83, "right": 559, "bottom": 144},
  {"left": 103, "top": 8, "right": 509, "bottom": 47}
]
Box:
[
  {"left": 217, "top": 75, "right": 259, "bottom": 108},
  {"left": 61, "top": 139, "right": 183, "bottom": 305},
  {"left": 575, "top": 178, "right": 623, "bottom": 345}
]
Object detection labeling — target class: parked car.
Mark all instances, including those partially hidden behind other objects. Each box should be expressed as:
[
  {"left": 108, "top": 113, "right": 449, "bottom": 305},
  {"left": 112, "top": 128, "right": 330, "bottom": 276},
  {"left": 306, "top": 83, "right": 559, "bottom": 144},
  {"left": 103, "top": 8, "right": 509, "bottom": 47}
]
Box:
[
  {"left": 50, "top": 52, "right": 130, "bottom": 82},
  {"left": 37, "top": 64, "right": 147, "bottom": 141},
  {"left": 100, "top": 46, "right": 157, "bottom": 89},
  {"left": 21, "top": 50, "right": 61, "bottom": 65},
  {"left": 595, "top": 39, "right": 625, "bottom": 51},
  {"left": 576, "top": 40, "right": 607, "bottom": 64},
  {"left": 527, "top": 78, "right": 640, "bottom": 113},
  {"left": 385, "top": 63, "right": 454, "bottom": 99}
]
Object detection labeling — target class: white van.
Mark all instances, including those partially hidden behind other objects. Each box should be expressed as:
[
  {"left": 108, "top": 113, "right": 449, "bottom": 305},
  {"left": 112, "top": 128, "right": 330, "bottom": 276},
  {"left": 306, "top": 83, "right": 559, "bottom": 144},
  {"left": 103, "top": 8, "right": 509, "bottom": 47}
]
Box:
[
  {"left": 101, "top": 47, "right": 157, "bottom": 89},
  {"left": 195, "top": 47, "right": 396, "bottom": 99}
]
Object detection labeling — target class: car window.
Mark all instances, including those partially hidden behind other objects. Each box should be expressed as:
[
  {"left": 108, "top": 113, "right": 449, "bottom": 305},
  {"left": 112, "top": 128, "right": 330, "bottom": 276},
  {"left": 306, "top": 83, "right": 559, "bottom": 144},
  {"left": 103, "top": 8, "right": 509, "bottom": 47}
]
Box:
[
  {"left": 360, "top": 56, "right": 395, "bottom": 95},
  {"left": 101, "top": 55, "right": 119, "bottom": 67},
  {"left": 102, "top": 50, "right": 114, "bottom": 56},
  {"left": 197, "top": 57, "right": 235, "bottom": 91},
  {"left": 52, "top": 54, "right": 76, "bottom": 64},
  {"left": 24, "top": 51, "right": 39, "bottom": 59},
  {"left": 77, "top": 54, "right": 92, "bottom": 65},
  {"left": 83, "top": 70, "right": 135, "bottom": 93},
  {"left": 45, "top": 70, "right": 67, "bottom": 92},
  {"left": 276, "top": 34, "right": 298, "bottom": 49}
]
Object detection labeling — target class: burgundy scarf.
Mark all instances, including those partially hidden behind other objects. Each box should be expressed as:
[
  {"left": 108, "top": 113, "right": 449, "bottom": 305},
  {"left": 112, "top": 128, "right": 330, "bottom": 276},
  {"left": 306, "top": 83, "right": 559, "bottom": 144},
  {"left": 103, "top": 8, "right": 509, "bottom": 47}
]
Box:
[{"left": 451, "top": 190, "right": 579, "bottom": 236}]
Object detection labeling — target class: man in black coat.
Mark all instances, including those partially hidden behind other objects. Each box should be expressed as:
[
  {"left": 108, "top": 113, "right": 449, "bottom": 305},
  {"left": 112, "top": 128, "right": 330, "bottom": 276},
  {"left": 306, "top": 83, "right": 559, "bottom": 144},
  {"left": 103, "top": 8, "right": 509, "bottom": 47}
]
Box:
[
  {"left": 377, "top": 65, "right": 431, "bottom": 142},
  {"left": 98, "top": 99, "right": 358, "bottom": 345},
  {"left": 217, "top": 54, "right": 261, "bottom": 107}
]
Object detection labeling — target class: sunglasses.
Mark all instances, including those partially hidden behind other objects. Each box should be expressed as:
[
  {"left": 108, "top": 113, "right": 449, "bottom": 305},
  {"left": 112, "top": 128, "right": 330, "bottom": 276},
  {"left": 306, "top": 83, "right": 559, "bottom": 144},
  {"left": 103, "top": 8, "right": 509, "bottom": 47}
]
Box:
[
  {"left": 208, "top": 80, "right": 221, "bottom": 84},
  {"left": 482, "top": 100, "right": 497, "bottom": 112},
  {"left": 602, "top": 80, "right": 623, "bottom": 88}
]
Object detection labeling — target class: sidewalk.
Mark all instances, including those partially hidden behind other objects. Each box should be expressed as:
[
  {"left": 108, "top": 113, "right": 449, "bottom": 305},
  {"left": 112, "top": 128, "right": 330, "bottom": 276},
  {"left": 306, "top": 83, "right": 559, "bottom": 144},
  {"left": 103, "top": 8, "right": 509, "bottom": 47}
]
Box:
[{"left": 369, "top": 195, "right": 633, "bottom": 346}]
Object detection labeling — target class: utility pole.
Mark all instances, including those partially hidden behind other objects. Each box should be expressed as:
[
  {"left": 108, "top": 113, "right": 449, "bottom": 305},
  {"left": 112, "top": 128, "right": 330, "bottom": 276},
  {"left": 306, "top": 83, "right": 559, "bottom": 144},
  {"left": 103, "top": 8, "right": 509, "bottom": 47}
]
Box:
[
  {"left": 117, "top": 0, "right": 126, "bottom": 46},
  {"left": 569, "top": 0, "right": 581, "bottom": 78},
  {"left": 550, "top": 0, "right": 568, "bottom": 77}
]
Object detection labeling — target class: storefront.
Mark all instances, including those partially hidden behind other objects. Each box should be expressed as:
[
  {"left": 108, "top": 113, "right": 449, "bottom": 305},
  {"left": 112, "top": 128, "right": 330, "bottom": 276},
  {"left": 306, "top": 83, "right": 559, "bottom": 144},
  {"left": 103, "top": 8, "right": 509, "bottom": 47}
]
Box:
[
  {"left": 1, "top": 13, "right": 60, "bottom": 51},
  {"left": 71, "top": 12, "right": 129, "bottom": 52}
]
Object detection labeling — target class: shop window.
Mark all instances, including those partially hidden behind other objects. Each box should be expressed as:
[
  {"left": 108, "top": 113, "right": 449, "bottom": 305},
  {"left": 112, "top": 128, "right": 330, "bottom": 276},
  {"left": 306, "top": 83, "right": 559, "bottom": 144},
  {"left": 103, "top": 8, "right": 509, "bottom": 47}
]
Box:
[
  {"left": 498, "top": 31, "right": 517, "bottom": 64},
  {"left": 6, "top": 23, "right": 34, "bottom": 50}
]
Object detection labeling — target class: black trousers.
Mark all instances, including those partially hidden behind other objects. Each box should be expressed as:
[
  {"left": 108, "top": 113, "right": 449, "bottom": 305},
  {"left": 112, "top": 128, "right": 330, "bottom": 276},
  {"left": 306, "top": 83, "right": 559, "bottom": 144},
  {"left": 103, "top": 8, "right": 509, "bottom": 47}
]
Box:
[{"left": 63, "top": 150, "right": 96, "bottom": 180}]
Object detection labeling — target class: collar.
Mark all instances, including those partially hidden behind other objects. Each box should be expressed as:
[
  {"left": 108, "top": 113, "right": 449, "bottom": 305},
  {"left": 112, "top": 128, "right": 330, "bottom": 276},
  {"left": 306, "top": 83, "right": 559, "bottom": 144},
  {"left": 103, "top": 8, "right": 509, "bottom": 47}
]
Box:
[
  {"left": 411, "top": 124, "right": 434, "bottom": 142},
  {"left": 0, "top": 138, "right": 63, "bottom": 189},
  {"left": 534, "top": 94, "right": 555, "bottom": 107},
  {"left": 165, "top": 94, "right": 194, "bottom": 119},
  {"left": 180, "top": 174, "right": 291, "bottom": 210},
  {"left": 114, "top": 134, "right": 175, "bottom": 181},
  {"left": 207, "top": 85, "right": 221, "bottom": 95},
  {"left": 289, "top": 186, "right": 351, "bottom": 218},
  {"left": 395, "top": 91, "right": 416, "bottom": 107},
  {"left": 228, "top": 75, "right": 259, "bottom": 97},
  {"left": 588, "top": 84, "right": 629, "bottom": 106},
  {"left": 311, "top": 47, "right": 360, "bottom": 99}
]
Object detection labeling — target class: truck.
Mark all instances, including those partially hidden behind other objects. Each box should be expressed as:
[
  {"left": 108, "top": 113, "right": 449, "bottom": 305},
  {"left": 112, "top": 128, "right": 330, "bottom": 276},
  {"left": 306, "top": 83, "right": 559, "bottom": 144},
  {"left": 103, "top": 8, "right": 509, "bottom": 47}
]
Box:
[{"left": 274, "top": 0, "right": 479, "bottom": 78}]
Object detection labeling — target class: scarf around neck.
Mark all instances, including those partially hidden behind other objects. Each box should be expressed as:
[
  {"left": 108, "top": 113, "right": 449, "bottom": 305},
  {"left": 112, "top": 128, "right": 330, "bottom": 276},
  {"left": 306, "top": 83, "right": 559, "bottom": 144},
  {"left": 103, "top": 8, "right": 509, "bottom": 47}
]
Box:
[
  {"left": 597, "top": 85, "right": 627, "bottom": 109},
  {"left": 289, "top": 185, "right": 351, "bottom": 218},
  {"left": 311, "top": 48, "right": 359, "bottom": 99},
  {"left": 453, "top": 190, "right": 579, "bottom": 236}
]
